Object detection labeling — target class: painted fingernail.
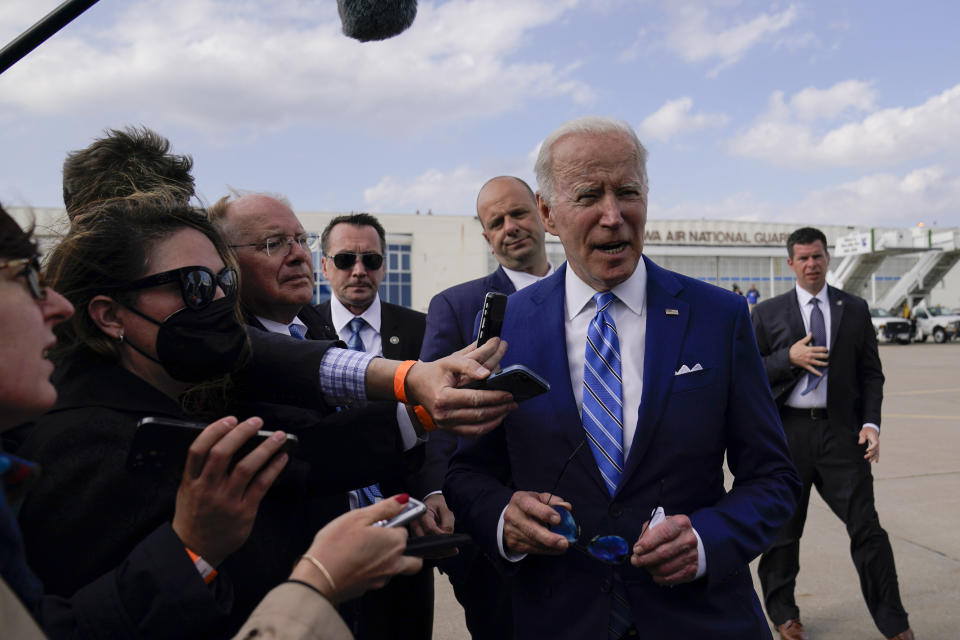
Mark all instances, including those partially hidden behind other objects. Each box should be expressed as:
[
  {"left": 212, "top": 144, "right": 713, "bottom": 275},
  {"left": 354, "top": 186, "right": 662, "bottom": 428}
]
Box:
[{"left": 396, "top": 493, "right": 410, "bottom": 504}]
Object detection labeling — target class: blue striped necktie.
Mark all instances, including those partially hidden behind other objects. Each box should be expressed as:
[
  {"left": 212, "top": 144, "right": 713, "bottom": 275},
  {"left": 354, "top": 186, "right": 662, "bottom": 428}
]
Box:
[
  {"left": 583, "top": 291, "right": 624, "bottom": 497},
  {"left": 583, "top": 292, "right": 633, "bottom": 640},
  {"left": 346, "top": 316, "right": 383, "bottom": 506}
]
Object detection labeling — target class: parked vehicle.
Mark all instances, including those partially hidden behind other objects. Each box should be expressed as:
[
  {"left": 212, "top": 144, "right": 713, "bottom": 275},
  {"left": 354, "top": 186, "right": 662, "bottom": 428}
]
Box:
[
  {"left": 912, "top": 304, "right": 960, "bottom": 343},
  {"left": 869, "top": 308, "right": 913, "bottom": 344}
]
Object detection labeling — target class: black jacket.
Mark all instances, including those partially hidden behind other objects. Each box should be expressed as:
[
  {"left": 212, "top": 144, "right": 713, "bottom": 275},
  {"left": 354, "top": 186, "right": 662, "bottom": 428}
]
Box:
[
  {"left": 752, "top": 285, "right": 884, "bottom": 430},
  {"left": 12, "top": 351, "right": 419, "bottom": 639}
]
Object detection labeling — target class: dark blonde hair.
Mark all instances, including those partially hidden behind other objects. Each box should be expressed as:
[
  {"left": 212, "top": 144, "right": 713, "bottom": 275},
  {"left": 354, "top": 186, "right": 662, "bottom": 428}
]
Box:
[{"left": 46, "top": 192, "right": 239, "bottom": 363}]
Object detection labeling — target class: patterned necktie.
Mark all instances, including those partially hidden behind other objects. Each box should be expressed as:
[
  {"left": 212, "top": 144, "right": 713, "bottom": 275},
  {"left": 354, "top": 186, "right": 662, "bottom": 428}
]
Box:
[
  {"left": 347, "top": 317, "right": 366, "bottom": 352},
  {"left": 801, "top": 297, "right": 827, "bottom": 395},
  {"left": 288, "top": 324, "right": 306, "bottom": 340},
  {"left": 345, "top": 315, "right": 383, "bottom": 506},
  {"left": 583, "top": 293, "right": 633, "bottom": 640},
  {"left": 583, "top": 291, "right": 624, "bottom": 497}
]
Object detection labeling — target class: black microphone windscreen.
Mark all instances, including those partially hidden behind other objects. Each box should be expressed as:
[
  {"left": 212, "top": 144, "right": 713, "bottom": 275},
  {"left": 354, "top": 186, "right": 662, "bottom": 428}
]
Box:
[{"left": 338, "top": 0, "right": 418, "bottom": 42}]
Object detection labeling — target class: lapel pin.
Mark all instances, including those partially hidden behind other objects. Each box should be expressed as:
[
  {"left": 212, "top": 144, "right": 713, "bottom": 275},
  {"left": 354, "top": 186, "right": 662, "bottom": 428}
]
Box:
[
  {"left": 665, "top": 309, "right": 679, "bottom": 316},
  {"left": 389, "top": 336, "right": 400, "bottom": 345}
]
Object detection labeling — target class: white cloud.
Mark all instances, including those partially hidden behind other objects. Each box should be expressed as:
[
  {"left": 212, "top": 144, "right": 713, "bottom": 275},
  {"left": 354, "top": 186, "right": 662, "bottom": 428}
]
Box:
[
  {"left": 792, "top": 165, "right": 960, "bottom": 227},
  {"left": 651, "top": 166, "right": 960, "bottom": 228},
  {"left": 663, "top": 3, "right": 799, "bottom": 76},
  {"left": 363, "top": 166, "right": 487, "bottom": 215},
  {"left": 638, "top": 97, "right": 728, "bottom": 142},
  {"left": 786, "top": 80, "right": 876, "bottom": 121},
  {"left": 729, "top": 82, "right": 960, "bottom": 167},
  {"left": 0, "top": 0, "right": 590, "bottom": 134}
]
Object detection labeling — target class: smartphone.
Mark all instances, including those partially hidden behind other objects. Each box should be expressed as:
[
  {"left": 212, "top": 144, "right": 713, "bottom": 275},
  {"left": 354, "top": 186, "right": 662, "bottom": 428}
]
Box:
[
  {"left": 462, "top": 363, "right": 550, "bottom": 402},
  {"left": 127, "top": 416, "right": 299, "bottom": 474},
  {"left": 476, "top": 292, "right": 508, "bottom": 347},
  {"left": 404, "top": 532, "right": 473, "bottom": 556},
  {"left": 372, "top": 497, "right": 427, "bottom": 528}
]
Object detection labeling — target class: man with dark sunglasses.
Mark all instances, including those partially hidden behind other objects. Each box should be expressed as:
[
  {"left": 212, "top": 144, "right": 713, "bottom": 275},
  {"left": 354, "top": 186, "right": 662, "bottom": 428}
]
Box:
[{"left": 315, "top": 212, "right": 439, "bottom": 640}]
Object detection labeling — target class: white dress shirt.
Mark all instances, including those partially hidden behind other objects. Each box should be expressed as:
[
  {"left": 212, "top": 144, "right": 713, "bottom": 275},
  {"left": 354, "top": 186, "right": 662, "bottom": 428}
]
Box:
[
  {"left": 785, "top": 284, "right": 831, "bottom": 410},
  {"left": 501, "top": 261, "right": 555, "bottom": 292}
]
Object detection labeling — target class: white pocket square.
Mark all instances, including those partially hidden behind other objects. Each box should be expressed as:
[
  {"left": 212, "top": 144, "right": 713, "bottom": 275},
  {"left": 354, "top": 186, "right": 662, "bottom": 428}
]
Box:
[{"left": 675, "top": 363, "right": 703, "bottom": 376}]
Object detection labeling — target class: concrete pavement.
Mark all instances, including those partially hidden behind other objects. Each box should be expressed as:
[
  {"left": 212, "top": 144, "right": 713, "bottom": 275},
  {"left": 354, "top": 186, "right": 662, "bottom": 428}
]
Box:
[{"left": 431, "top": 342, "right": 960, "bottom": 639}]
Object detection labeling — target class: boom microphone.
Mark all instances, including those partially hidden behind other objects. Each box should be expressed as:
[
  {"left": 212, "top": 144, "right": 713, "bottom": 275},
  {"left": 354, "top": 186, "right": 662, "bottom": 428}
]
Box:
[{"left": 338, "top": 0, "right": 418, "bottom": 42}]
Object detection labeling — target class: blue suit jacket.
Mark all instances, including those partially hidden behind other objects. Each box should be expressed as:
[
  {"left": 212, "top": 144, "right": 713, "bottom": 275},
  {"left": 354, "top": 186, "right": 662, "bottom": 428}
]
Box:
[
  {"left": 419, "top": 266, "right": 516, "bottom": 481},
  {"left": 445, "top": 258, "right": 800, "bottom": 639}
]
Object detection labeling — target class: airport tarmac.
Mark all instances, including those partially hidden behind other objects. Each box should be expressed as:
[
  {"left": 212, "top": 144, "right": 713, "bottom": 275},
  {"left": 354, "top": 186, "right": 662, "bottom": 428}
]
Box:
[{"left": 431, "top": 341, "right": 960, "bottom": 639}]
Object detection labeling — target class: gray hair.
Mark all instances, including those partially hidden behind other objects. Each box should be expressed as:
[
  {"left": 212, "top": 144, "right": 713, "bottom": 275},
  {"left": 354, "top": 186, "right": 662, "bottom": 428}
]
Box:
[{"left": 534, "top": 116, "right": 649, "bottom": 206}]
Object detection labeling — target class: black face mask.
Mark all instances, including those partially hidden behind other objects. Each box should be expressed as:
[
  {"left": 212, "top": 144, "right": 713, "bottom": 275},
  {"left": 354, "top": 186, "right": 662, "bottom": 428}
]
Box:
[{"left": 121, "top": 294, "right": 249, "bottom": 383}]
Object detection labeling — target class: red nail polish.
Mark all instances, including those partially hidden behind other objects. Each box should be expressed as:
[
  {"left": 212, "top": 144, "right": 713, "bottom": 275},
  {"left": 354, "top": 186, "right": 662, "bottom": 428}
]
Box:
[{"left": 396, "top": 493, "right": 410, "bottom": 504}]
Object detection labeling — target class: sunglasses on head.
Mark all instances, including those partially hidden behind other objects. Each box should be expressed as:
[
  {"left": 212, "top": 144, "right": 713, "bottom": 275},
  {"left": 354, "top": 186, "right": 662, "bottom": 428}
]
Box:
[
  {"left": 119, "top": 266, "right": 238, "bottom": 310},
  {"left": 329, "top": 252, "right": 384, "bottom": 271},
  {"left": 0, "top": 256, "right": 46, "bottom": 301}
]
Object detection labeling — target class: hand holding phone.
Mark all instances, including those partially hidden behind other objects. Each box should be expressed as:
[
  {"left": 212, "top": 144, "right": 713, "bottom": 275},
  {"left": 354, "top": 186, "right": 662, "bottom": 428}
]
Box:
[
  {"left": 372, "top": 497, "right": 427, "bottom": 528},
  {"left": 404, "top": 533, "right": 473, "bottom": 556},
  {"left": 128, "top": 416, "right": 299, "bottom": 475},
  {"left": 463, "top": 364, "right": 550, "bottom": 402}
]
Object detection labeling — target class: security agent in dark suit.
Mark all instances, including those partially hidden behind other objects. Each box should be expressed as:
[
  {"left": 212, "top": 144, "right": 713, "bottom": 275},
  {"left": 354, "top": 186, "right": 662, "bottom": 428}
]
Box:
[
  {"left": 420, "top": 176, "right": 552, "bottom": 639},
  {"left": 752, "top": 227, "right": 913, "bottom": 640},
  {"left": 315, "top": 212, "right": 436, "bottom": 640}
]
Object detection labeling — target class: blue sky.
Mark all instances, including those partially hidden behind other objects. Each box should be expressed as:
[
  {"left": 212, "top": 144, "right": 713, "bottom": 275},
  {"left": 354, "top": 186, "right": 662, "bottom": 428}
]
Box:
[{"left": 2, "top": 0, "right": 959, "bottom": 229}]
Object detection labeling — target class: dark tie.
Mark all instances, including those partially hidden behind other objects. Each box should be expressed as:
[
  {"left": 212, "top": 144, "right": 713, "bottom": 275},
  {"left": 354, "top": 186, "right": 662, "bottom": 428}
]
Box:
[
  {"left": 345, "top": 316, "right": 383, "bottom": 506},
  {"left": 801, "top": 297, "right": 827, "bottom": 395}
]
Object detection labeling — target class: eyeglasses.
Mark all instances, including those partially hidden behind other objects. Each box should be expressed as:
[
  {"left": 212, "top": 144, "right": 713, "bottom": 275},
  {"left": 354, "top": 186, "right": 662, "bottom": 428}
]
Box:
[
  {"left": 545, "top": 439, "right": 660, "bottom": 566},
  {"left": 230, "top": 233, "right": 319, "bottom": 257},
  {"left": 328, "top": 252, "right": 384, "bottom": 271},
  {"left": 118, "top": 266, "right": 238, "bottom": 310},
  {"left": 0, "top": 256, "right": 46, "bottom": 301}
]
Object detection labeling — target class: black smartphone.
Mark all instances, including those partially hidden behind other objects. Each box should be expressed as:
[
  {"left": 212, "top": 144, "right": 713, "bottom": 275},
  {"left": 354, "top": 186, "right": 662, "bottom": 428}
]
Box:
[
  {"left": 372, "top": 497, "right": 427, "bottom": 528},
  {"left": 127, "top": 416, "right": 299, "bottom": 475},
  {"left": 476, "top": 291, "right": 508, "bottom": 347},
  {"left": 463, "top": 364, "right": 550, "bottom": 402},
  {"left": 404, "top": 533, "right": 473, "bottom": 556}
]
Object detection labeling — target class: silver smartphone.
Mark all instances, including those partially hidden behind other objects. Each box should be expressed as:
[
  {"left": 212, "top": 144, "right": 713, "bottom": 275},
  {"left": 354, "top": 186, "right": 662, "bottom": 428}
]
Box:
[{"left": 372, "top": 497, "right": 427, "bottom": 528}]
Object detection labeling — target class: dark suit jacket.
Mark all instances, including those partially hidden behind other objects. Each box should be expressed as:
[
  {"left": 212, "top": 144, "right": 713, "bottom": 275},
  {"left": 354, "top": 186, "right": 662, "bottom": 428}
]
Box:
[
  {"left": 313, "top": 299, "right": 435, "bottom": 497},
  {"left": 445, "top": 259, "right": 800, "bottom": 639},
  {"left": 751, "top": 285, "right": 884, "bottom": 431}
]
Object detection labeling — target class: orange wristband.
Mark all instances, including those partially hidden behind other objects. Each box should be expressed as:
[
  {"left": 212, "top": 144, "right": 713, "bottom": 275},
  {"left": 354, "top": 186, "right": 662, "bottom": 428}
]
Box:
[
  {"left": 394, "top": 360, "right": 417, "bottom": 404},
  {"left": 413, "top": 405, "right": 436, "bottom": 432},
  {"left": 185, "top": 547, "right": 218, "bottom": 585}
]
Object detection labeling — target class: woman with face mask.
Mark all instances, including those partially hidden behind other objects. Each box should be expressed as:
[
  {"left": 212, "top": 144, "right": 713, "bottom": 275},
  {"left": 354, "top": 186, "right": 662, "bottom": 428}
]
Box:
[
  {"left": 0, "top": 202, "right": 422, "bottom": 639},
  {"left": 4, "top": 195, "right": 407, "bottom": 638}
]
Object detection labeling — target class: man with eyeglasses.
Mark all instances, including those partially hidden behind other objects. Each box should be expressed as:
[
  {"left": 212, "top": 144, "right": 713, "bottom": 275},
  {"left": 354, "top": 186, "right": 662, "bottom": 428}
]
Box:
[
  {"left": 212, "top": 198, "right": 438, "bottom": 640},
  {"left": 314, "top": 212, "right": 438, "bottom": 640},
  {"left": 445, "top": 117, "right": 800, "bottom": 640}
]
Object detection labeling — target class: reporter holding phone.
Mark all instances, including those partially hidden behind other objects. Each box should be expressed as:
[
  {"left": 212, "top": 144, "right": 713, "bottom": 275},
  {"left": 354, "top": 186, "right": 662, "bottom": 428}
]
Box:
[{"left": 0, "top": 203, "right": 423, "bottom": 639}]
